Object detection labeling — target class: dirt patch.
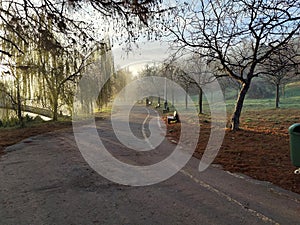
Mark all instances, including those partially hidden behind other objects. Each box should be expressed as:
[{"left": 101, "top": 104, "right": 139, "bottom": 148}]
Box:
[
  {"left": 0, "top": 121, "right": 72, "bottom": 155},
  {"left": 0, "top": 112, "right": 111, "bottom": 155},
  {"left": 165, "top": 108, "right": 300, "bottom": 194}
]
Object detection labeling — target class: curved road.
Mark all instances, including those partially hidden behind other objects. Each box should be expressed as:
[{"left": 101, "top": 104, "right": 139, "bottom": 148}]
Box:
[{"left": 0, "top": 105, "right": 299, "bottom": 224}]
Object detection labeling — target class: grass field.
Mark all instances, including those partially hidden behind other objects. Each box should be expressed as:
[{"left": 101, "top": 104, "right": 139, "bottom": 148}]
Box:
[{"left": 190, "top": 81, "right": 300, "bottom": 114}]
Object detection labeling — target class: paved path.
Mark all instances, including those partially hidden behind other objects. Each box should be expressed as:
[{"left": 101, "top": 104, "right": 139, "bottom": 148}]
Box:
[{"left": 0, "top": 106, "right": 300, "bottom": 225}]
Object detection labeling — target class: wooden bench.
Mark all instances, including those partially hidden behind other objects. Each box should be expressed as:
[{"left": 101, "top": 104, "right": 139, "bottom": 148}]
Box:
[{"left": 167, "top": 111, "right": 180, "bottom": 124}]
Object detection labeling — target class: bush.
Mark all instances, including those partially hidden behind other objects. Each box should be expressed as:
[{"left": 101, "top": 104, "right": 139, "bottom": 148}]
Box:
[
  {"left": 33, "top": 115, "right": 44, "bottom": 122},
  {"left": 0, "top": 114, "right": 46, "bottom": 128},
  {"left": 0, "top": 116, "right": 20, "bottom": 127},
  {"left": 24, "top": 114, "right": 34, "bottom": 122}
]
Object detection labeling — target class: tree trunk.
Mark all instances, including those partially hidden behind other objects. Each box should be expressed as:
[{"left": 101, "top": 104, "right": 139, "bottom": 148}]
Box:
[
  {"left": 16, "top": 82, "right": 24, "bottom": 127},
  {"left": 231, "top": 82, "right": 250, "bottom": 131},
  {"left": 199, "top": 88, "right": 203, "bottom": 114},
  {"left": 275, "top": 83, "right": 280, "bottom": 108},
  {"left": 185, "top": 85, "right": 188, "bottom": 110},
  {"left": 52, "top": 92, "right": 59, "bottom": 121},
  {"left": 52, "top": 99, "right": 58, "bottom": 121}
]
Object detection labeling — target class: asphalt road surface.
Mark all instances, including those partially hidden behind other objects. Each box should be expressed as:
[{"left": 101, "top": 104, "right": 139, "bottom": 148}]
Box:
[{"left": 0, "top": 105, "right": 299, "bottom": 225}]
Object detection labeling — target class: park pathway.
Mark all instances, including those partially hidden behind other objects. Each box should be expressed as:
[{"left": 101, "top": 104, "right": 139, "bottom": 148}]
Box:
[{"left": 0, "top": 105, "right": 299, "bottom": 225}]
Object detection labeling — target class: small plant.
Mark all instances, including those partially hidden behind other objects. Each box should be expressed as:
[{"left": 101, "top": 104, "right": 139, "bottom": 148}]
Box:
[
  {"left": 245, "top": 118, "right": 253, "bottom": 123},
  {"left": 0, "top": 116, "right": 20, "bottom": 127},
  {"left": 0, "top": 114, "right": 45, "bottom": 128},
  {"left": 33, "top": 115, "right": 44, "bottom": 123},
  {"left": 24, "top": 114, "right": 34, "bottom": 122}
]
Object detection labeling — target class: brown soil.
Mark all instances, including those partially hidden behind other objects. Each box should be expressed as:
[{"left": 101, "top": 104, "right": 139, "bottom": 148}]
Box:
[
  {"left": 1, "top": 109, "right": 300, "bottom": 194},
  {"left": 165, "top": 108, "right": 300, "bottom": 194},
  {"left": 0, "top": 121, "right": 72, "bottom": 156}
]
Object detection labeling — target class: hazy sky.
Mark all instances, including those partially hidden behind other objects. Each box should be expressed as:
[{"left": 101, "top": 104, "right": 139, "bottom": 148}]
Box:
[{"left": 112, "top": 41, "right": 172, "bottom": 77}]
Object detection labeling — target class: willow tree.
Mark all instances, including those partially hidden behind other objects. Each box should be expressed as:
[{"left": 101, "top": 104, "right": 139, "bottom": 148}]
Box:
[
  {"left": 0, "top": 0, "right": 166, "bottom": 58},
  {"left": 95, "top": 41, "right": 115, "bottom": 110},
  {"left": 34, "top": 21, "right": 97, "bottom": 120},
  {"left": 162, "top": 0, "right": 300, "bottom": 130},
  {"left": 0, "top": 18, "right": 36, "bottom": 126},
  {"left": 75, "top": 38, "right": 116, "bottom": 113},
  {"left": 113, "top": 68, "right": 130, "bottom": 96}
]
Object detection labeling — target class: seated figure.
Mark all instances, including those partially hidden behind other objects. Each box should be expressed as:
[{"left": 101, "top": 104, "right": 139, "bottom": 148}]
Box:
[{"left": 167, "top": 111, "right": 180, "bottom": 124}]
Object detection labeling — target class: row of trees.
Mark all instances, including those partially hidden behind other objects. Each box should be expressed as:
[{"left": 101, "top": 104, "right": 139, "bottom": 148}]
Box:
[
  {"left": 137, "top": 55, "right": 212, "bottom": 114},
  {"left": 157, "top": 0, "right": 300, "bottom": 130},
  {"left": 138, "top": 47, "right": 300, "bottom": 116}
]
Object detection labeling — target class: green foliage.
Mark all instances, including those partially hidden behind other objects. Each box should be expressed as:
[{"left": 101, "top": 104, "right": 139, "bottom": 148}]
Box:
[
  {"left": 24, "top": 114, "right": 33, "bottom": 122},
  {"left": 1, "top": 116, "right": 25, "bottom": 127},
  {"left": 1, "top": 13, "right": 112, "bottom": 122},
  {"left": 0, "top": 117, "right": 20, "bottom": 127},
  {"left": 285, "top": 82, "right": 300, "bottom": 97},
  {"left": 33, "top": 115, "right": 44, "bottom": 123},
  {"left": 0, "top": 114, "right": 46, "bottom": 128}
]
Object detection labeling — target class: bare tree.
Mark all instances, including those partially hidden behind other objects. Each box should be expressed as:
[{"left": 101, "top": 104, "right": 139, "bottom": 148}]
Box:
[
  {"left": 173, "top": 67, "right": 192, "bottom": 110},
  {"left": 261, "top": 41, "right": 300, "bottom": 108},
  {"left": 162, "top": 0, "right": 300, "bottom": 130},
  {"left": 181, "top": 54, "right": 217, "bottom": 114},
  {"left": 138, "top": 64, "right": 162, "bottom": 104}
]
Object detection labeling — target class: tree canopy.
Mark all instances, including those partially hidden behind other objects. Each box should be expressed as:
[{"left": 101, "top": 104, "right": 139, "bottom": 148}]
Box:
[{"left": 0, "top": 0, "right": 165, "bottom": 57}]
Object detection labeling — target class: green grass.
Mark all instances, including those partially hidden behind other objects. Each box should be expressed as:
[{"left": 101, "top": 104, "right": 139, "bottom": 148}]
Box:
[
  {"left": 158, "top": 93, "right": 300, "bottom": 115},
  {"left": 95, "top": 105, "right": 112, "bottom": 113},
  {"left": 132, "top": 81, "right": 300, "bottom": 116},
  {"left": 0, "top": 115, "right": 71, "bottom": 129},
  {"left": 188, "top": 81, "right": 300, "bottom": 112}
]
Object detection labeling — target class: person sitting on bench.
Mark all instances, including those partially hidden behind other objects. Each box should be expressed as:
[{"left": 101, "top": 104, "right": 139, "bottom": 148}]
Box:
[{"left": 167, "top": 111, "right": 180, "bottom": 124}]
